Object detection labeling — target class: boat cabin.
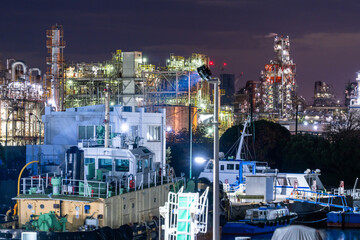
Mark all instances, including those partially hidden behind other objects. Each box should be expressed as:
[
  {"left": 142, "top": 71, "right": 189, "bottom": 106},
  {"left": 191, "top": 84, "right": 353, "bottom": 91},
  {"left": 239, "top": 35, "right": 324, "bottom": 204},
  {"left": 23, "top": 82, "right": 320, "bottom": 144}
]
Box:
[
  {"left": 199, "top": 159, "right": 270, "bottom": 184},
  {"left": 83, "top": 146, "right": 155, "bottom": 182},
  {"left": 245, "top": 207, "right": 290, "bottom": 221}
]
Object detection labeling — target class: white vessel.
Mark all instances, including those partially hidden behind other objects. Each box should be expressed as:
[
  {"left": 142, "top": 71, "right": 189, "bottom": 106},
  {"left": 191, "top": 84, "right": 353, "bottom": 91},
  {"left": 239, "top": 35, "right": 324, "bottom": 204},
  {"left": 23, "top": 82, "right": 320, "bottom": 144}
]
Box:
[{"left": 198, "top": 119, "right": 326, "bottom": 202}]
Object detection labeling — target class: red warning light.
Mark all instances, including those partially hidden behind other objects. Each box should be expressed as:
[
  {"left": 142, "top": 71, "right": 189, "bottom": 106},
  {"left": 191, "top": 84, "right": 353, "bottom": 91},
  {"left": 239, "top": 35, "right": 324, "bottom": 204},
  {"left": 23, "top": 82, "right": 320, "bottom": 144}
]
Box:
[
  {"left": 209, "top": 61, "right": 214, "bottom": 66},
  {"left": 223, "top": 62, "right": 227, "bottom": 66}
]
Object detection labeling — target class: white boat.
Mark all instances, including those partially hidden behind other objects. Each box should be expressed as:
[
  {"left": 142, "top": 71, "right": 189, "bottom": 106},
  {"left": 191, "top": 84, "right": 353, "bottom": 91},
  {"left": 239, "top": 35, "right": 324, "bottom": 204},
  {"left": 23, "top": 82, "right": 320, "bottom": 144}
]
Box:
[{"left": 198, "top": 119, "right": 326, "bottom": 202}]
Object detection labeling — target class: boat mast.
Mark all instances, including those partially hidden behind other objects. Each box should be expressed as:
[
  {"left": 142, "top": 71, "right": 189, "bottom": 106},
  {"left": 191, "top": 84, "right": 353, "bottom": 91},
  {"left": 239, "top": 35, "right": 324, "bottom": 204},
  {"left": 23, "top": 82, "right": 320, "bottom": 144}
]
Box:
[
  {"left": 104, "top": 84, "right": 110, "bottom": 148},
  {"left": 235, "top": 119, "right": 252, "bottom": 160}
]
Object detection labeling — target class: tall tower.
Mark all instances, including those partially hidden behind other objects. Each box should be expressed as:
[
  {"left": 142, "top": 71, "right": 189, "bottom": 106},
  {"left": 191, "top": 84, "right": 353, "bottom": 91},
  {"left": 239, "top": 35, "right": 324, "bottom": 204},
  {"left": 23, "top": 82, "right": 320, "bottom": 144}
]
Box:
[
  {"left": 46, "top": 24, "right": 65, "bottom": 111},
  {"left": 261, "top": 35, "right": 296, "bottom": 119}
]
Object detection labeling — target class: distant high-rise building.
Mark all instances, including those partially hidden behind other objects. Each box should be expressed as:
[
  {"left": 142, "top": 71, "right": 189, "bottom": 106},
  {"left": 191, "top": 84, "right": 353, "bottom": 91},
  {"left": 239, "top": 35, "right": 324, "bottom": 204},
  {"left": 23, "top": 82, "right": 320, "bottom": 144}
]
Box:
[{"left": 220, "top": 73, "right": 235, "bottom": 106}]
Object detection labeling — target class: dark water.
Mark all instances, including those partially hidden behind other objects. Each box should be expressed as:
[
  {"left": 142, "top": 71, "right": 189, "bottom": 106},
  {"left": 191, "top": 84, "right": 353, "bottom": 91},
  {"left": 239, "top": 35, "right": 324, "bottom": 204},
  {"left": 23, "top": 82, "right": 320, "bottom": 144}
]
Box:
[{"left": 228, "top": 229, "right": 360, "bottom": 240}]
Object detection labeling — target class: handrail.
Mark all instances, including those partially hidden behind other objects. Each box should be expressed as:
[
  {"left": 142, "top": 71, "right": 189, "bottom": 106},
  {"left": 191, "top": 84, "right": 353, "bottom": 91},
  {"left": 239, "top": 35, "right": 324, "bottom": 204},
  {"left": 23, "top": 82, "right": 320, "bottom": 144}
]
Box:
[{"left": 17, "top": 161, "right": 39, "bottom": 196}]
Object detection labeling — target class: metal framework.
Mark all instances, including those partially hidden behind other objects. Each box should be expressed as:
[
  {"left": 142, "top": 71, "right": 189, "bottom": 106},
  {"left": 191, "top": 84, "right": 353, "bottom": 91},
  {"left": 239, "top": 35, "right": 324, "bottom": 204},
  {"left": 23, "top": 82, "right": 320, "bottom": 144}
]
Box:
[
  {"left": 64, "top": 52, "right": 212, "bottom": 111},
  {"left": 0, "top": 60, "right": 45, "bottom": 146},
  {"left": 261, "top": 35, "right": 296, "bottom": 119}
]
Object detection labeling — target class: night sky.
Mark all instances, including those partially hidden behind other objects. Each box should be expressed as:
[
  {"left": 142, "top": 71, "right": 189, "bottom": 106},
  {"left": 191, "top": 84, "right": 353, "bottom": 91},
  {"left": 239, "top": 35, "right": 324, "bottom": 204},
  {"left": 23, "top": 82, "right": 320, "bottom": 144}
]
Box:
[{"left": 1, "top": 0, "right": 360, "bottom": 103}]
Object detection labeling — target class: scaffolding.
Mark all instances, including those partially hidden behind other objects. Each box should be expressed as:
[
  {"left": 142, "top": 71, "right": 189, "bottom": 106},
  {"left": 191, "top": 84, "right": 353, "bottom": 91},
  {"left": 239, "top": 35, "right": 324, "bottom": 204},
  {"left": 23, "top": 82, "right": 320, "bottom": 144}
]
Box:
[{"left": 261, "top": 35, "right": 296, "bottom": 119}]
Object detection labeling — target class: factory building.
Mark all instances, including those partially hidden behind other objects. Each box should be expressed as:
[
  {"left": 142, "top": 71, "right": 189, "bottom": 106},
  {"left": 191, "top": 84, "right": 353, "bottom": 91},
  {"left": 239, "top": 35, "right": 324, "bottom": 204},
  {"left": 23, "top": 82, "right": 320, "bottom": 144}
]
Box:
[
  {"left": 260, "top": 35, "right": 296, "bottom": 120},
  {"left": 233, "top": 80, "right": 261, "bottom": 124},
  {"left": 220, "top": 74, "right": 235, "bottom": 106},
  {"left": 349, "top": 71, "right": 360, "bottom": 111},
  {"left": 63, "top": 51, "right": 220, "bottom": 134},
  {"left": 345, "top": 81, "right": 358, "bottom": 107},
  {"left": 313, "top": 81, "right": 337, "bottom": 107}
]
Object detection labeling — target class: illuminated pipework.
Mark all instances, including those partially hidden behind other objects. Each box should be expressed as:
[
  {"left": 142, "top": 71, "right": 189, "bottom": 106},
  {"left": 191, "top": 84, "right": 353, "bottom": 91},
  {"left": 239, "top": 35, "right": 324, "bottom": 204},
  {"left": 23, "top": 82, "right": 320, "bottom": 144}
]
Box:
[
  {"left": 46, "top": 24, "right": 65, "bottom": 111},
  {"left": 350, "top": 72, "right": 360, "bottom": 107},
  {"left": 0, "top": 60, "right": 45, "bottom": 146},
  {"left": 261, "top": 35, "right": 296, "bottom": 119}
]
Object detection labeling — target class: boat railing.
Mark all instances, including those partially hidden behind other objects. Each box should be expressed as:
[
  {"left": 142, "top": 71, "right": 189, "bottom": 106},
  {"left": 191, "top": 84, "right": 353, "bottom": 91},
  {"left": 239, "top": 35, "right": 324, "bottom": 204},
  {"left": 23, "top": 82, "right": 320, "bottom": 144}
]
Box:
[
  {"left": 287, "top": 189, "right": 352, "bottom": 210},
  {"left": 19, "top": 170, "right": 179, "bottom": 199},
  {"left": 331, "top": 188, "right": 360, "bottom": 198}
]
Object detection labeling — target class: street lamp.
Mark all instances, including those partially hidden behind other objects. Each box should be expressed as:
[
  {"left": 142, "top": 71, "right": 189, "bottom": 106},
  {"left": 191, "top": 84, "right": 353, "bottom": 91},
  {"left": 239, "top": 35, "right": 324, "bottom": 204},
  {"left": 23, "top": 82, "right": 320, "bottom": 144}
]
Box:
[
  {"left": 30, "top": 113, "right": 42, "bottom": 145},
  {"left": 189, "top": 108, "right": 202, "bottom": 179},
  {"left": 197, "top": 65, "right": 220, "bottom": 240}
]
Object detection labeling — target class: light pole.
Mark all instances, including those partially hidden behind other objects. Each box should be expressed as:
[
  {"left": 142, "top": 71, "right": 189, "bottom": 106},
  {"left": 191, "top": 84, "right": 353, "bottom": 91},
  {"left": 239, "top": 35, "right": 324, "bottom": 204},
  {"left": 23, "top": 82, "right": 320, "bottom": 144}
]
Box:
[
  {"left": 197, "top": 65, "right": 220, "bottom": 240},
  {"left": 189, "top": 107, "right": 202, "bottom": 179},
  {"left": 30, "top": 113, "right": 42, "bottom": 145}
]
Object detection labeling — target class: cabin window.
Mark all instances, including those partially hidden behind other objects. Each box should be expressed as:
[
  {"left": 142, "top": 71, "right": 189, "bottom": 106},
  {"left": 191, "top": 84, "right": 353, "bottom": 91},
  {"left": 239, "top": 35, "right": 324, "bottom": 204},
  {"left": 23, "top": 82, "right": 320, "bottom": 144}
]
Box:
[
  {"left": 220, "top": 165, "right": 225, "bottom": 171},
  {"left": 115, "top": 159, "right": 129, "bottom": 172},
  {"left": 277, "top": 177, "right": 287, "bottom": 186},
  {"left": 147, "top": 126, "right": 161, "bottom": 142},
  {"left": 137, "top": 160, "right": 143, "bottom": 173},
  {"left": 206, "top": 162, "right": 213, "bottom": 170},
  {"left": 288, "top": 177, "right": 298, "bottom": 186},
  {"left": 85, "top": 158, "right": 95, "bottom": 165},
  {"left": 227, "top": 164, "right": 234, "bottom": 170},
  {"left": 149, "top": 157, "right": 153, "bottom": 170},
  {"left": 236, "top": 164, "right": 239, "bottom": 170},
  {"left": 98, "top": 158, "right": 112, "bottom": 171}
]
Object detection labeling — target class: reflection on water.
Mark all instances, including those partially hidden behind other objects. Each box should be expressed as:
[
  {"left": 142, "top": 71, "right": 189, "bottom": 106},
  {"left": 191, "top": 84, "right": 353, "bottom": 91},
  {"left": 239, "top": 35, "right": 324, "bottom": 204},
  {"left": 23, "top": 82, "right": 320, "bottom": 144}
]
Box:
[
  {"left": 323, "top": 229, "right": 360, "bottom": 240},
  {"left": 224, "top": 229, "right": 360, "bottom": 240}
]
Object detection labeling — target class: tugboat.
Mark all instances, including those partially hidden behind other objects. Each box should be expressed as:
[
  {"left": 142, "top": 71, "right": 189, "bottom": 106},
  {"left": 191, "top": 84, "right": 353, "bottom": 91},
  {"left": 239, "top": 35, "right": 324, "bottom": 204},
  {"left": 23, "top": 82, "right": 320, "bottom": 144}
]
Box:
[
  {"left": 222, "top": 204, "right": 297, "bottom": 239},
  {"left": 0, "top": 86, "right": 184, "bottom": 239}
]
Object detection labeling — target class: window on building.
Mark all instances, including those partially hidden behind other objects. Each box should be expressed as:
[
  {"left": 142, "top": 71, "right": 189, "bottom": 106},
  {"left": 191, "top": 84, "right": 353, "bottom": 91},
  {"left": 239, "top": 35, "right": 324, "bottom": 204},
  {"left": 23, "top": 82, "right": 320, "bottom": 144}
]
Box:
[
  {"left": 79, "top": 126, "right": 95, "bottom": 139},
  {"left": 236, "top": 164, "right": 239, "bottom": 170},
  {"left": 95, "top": 126, "right": 112, "bottom": 141},
  {"left": 98, "top": 158, "right": 112, "bottom": 171},
  {"left": 115, "top": 159, "right": 129, "bottom": 172},
  {"left": 220, "top": 165, "right": 225, "bottom": 171},
  {"left": 147, "top": 126, "right": 161, "bottom": 142}
]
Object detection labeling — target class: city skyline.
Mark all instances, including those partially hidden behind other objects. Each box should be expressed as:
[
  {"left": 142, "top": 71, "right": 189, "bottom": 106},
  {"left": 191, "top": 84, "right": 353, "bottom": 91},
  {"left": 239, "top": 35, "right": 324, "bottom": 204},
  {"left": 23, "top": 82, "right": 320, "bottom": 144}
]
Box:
[{"left": 1, "top": 0, "right": 360, "bottom": 102}]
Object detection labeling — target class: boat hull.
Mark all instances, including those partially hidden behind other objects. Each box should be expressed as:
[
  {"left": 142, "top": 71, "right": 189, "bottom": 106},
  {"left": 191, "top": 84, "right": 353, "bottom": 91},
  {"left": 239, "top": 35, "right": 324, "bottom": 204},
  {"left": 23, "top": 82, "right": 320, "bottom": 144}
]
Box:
[
  {"left": 222, "top": 217, "right": 295, "bottom": 238},
  {"left": 327, "top": 211, "right": 360, "bottom": 228}
]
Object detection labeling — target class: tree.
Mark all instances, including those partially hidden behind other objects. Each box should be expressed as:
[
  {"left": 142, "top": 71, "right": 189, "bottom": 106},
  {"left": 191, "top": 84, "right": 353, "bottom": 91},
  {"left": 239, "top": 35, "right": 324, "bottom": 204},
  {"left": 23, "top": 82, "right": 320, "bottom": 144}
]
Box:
[{"left": 219, "top": 120, "right": 291, "bottom": 168}]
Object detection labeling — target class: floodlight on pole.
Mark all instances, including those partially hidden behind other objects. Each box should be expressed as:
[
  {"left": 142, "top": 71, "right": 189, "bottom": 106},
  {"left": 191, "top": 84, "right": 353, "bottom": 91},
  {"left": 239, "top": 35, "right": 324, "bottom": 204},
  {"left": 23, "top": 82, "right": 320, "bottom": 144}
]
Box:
[
  {"left": 194, "top": 157, "right": 206, "bottom": 164},
  {"left": 196, "top": 64, "right": 220, "bottom": 240}
]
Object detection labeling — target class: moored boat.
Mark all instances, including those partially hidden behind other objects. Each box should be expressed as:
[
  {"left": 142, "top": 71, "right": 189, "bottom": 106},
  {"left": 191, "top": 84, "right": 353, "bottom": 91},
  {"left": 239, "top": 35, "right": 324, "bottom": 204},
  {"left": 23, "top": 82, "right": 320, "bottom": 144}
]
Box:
[
  {"left": 327, "top": 209, "right": 360, "bottom": 228},
  {"left": 222, "top": 204, "right": 297, "bottom": 239}
]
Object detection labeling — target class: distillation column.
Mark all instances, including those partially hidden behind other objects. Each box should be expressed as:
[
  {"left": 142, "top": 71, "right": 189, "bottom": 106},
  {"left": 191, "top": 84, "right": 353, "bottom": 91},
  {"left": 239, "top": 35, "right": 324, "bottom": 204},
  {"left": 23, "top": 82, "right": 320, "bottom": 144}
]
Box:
[{"left": 46, "top": 25, "right": 65, "bottom": 111}]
